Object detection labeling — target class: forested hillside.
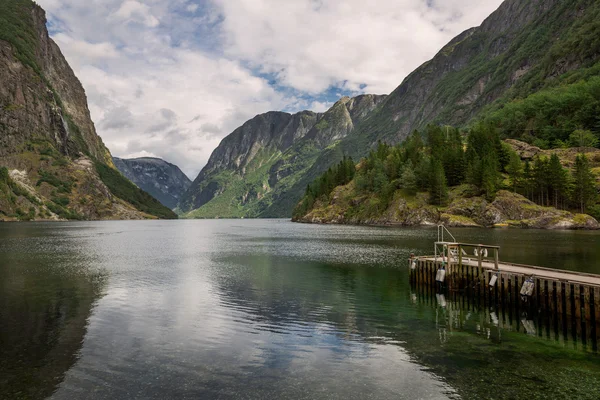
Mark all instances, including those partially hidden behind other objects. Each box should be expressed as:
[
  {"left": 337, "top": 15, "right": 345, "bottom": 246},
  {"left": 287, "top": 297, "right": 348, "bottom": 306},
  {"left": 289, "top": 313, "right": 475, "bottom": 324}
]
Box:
[{"left": 293, "top": 124, "right": 600, "bottom": 229}]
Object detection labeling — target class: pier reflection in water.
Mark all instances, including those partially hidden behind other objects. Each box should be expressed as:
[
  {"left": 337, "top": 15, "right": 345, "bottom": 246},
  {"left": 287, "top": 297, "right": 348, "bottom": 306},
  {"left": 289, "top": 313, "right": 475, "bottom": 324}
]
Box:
[{"left": 411, "top": 283, "right": 599, "bottom": 353}]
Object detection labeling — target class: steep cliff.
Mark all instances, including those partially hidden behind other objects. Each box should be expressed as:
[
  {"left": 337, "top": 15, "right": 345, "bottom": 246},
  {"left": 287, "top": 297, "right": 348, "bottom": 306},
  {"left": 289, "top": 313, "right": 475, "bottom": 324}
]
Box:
[
  {"left": 179, "top": 95, "right": 385, "bottom": 218},
  {"left": 113, "top": 157, "right": 191, "bottom": 209},
  {"left": 0, "top": 0, "right": 176, "bottom": 220}
]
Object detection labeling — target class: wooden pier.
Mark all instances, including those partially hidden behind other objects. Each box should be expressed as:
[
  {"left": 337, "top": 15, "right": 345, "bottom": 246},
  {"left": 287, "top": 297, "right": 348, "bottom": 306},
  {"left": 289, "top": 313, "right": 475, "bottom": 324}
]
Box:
[{"left": 409, "top": 227, "right": 600, "bottom": 332}]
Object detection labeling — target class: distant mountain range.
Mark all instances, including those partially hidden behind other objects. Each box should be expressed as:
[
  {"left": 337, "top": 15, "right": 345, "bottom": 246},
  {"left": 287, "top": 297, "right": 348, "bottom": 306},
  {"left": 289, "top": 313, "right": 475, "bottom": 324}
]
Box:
[
  {"left": 113, "top": 157, "right": 191, "bottom": 210},
  {"left": 3, "top": 0, "right": 599, "bottom": 221},
  {"left": 178, "top": 0, "right": 600, "bottom": 218}
]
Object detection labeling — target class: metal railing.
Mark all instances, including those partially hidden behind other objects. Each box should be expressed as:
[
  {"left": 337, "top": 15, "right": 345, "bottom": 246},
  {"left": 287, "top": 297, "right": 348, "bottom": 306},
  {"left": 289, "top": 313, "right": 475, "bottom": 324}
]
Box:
[
  {"left": 434, "top": 226, "right": 500, "bottom": 270},
  {"left": 435, "top": 242, "right": 500, "bottom": 270}
]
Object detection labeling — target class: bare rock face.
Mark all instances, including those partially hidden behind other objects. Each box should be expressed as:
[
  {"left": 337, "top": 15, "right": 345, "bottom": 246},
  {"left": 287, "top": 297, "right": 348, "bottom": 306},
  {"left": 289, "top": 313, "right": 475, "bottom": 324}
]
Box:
[
  {"left": 504, "top": 139, "right": 543, "bottom": 160},
  {"left": 0, "top": 6, "right": 111, "bottom": 164},
  {"left": 113, "top": 157, "right": 191, "bottom": 209}
]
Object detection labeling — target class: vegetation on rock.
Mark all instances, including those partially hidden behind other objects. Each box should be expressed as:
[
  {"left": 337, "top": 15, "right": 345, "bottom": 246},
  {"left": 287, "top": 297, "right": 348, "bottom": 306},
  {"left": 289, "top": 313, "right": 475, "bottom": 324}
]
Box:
[{"left": 293, "top": 123, "right": 600, "bottom": 228}]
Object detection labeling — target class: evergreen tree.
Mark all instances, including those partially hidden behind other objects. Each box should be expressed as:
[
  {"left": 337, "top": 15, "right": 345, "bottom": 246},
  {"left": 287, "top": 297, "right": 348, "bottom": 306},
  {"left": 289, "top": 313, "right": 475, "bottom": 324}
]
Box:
[
  {"left": 532, "top": 157, "right": 550, "bottom": 206},
  {"left": 505, "top": 150, "right": 523, "bottom": 193},
  {"left": 572, "top": 154, "right": 596, "bottom": 213},
  {"left": 465, "top": 124, "right": 500, "bottom": 197},
  {"left": 429, "top": 160, "right": 448, "bottom": 206},
  {"left": 481, "top": 156, "right": 499, "bottom": 201},
  {"left": 444, "top": 128, "right": 466, "bottom": 186},
  {"left": 547, "top": 154, "right": 569, "bottom": 209},
  {"left": 522, "top": 161, "right": 534, "bottom": 200},
  {"left": 371, "top": 159, "right": 388, "bottom": 193},
  {"left": 414, "top": 156, "right": 431, "bottom": 191},
  {"left": 399, "top": 164, "right": 418, "bottom": 194}
]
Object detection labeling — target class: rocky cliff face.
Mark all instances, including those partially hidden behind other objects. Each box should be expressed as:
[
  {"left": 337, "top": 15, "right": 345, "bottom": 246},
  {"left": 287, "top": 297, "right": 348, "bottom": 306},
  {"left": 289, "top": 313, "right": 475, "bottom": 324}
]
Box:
[
  {"left": 0, "top": 2, "right": 111, "bottom": 164},
  {"left": 0, "top": 0, "right": 175, "bottom": 220},
  {"left": 113, "top": 157, "right": 191, "bottom": 209},
  {"left": 179, "top": 94, "right": 385, "bottom": 218}
]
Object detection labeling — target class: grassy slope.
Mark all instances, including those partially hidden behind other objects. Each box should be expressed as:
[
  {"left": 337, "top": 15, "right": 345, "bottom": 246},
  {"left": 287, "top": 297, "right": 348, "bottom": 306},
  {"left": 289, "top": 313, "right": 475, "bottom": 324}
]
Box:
[
  {"left": 185, "top": 137, "right": 324, "bottom": 219},
  {"left": 0, "top": 0, "right": 176, "bottom": 220}
]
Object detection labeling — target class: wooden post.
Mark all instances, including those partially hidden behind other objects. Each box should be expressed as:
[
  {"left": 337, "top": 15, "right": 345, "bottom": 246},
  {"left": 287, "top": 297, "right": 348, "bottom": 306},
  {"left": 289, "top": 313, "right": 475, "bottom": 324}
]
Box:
[
  {"left": 575, "top": 284, "right": 582, "bottom": 320},
  {"left": 494, "top": 248, "right": 499, "bottom": 270},
  {"left": 478, "top": 246, "right": 483, "bottom": 270},
  {"left": 584, "top": 286, "right": 591, "bottom": 322}
]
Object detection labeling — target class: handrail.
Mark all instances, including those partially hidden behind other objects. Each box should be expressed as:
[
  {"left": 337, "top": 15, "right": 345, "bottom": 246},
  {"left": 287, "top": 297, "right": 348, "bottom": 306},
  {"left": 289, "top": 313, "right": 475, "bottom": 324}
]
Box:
[
  {"left": 435, "top": 242, "right": 500, "bottom": 250},
  {"left": 437, "top": 225, "right": 456, "bottom": 243}
]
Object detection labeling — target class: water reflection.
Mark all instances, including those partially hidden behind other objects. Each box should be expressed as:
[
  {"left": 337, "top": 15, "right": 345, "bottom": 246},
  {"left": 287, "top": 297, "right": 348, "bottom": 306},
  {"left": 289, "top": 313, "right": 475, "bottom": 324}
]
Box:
[{"left": 0, "top": 227, "right": 107, "bottom": 399}]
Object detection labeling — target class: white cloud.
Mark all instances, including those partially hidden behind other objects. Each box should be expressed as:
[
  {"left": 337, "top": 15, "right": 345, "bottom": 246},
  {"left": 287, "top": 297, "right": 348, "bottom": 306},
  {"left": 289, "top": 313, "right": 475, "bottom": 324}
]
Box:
[
  {"left": 37, "top": 0, "right": 504, "bottom": 179},
  {"left": 113, "top": 0, "right": 160, "bottom": 27},
  {"left": 309, "top": 101, "right": 332, "bottom": 113},
  {"left": 122, "top": 150, "right": 159, "bottom": 159},
  {"left": 214, "top": 0, "right": 504, "bottom": 94},
  {"left": 186, "top": 4, "right": 199, "bottom": 13},
  {"left": 52, "top": 33, "right": 119, "bottom": 61}
]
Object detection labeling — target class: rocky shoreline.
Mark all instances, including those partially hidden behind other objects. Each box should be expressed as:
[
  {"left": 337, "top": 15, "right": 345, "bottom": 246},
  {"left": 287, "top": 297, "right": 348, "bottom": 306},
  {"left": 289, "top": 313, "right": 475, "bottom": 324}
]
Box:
[{"left": 293, "top": 185, "right": 600, "bottom": 230}]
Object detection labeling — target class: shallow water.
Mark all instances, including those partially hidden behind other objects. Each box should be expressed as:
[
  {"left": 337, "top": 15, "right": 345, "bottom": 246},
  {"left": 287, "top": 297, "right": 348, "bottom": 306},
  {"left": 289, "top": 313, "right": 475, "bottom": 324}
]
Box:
[{"left": 1, "top": 220, "right": 599, "bottom": 399}]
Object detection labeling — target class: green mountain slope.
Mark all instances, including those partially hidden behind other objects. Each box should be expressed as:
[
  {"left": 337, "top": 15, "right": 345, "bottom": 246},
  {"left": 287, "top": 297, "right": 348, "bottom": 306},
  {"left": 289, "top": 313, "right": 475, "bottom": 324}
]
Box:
[
  {"left": 265, "top": 0, "right": 600, "bottom": 217},
  {"left": 0, "top": 0, "right": 176, "bottom": 220},
  {"left": 179, "top": 95, "right": 386, "bottom": 218}
]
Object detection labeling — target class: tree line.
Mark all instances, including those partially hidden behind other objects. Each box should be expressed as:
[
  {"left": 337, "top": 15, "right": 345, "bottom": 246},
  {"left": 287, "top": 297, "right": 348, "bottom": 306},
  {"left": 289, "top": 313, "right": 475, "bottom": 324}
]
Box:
[{"left": 294, "top": 124, "right": 599, "bottom": 219}]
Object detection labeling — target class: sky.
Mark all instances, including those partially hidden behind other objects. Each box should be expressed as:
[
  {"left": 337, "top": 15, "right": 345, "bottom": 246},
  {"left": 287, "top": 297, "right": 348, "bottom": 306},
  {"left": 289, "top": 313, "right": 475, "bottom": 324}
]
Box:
[{"left": 37, "top": 0, "right": 504, "bottom": 179}]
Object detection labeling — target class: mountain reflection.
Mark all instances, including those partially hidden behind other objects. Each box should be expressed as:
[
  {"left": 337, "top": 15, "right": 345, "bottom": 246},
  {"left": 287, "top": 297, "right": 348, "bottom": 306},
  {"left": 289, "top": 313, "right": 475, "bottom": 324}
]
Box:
[{"left": 0, "top": 228, "right": 106, "bottom": 399}]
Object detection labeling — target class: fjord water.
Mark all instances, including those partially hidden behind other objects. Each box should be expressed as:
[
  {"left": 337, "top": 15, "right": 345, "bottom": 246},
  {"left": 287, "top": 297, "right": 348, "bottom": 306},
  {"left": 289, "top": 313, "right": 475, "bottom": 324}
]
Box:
[{"left": 1, "top": 221, "right": 600, "bottom": 399}]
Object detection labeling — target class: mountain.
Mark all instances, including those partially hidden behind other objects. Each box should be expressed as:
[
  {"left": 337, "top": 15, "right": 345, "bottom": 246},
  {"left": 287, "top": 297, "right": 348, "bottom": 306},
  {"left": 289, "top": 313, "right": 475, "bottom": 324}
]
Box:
[
  {"left": 178, "top": 95, "right": 386, "bottom": 218},
  {"left": 113, "top": 157, "right": 191, "bottom": 209},
  {"left": 0, "top": 0, "right": 176, "bottom": 221},
  {"left": 182, "top": 0, "right": 600, "bottom": 218}
]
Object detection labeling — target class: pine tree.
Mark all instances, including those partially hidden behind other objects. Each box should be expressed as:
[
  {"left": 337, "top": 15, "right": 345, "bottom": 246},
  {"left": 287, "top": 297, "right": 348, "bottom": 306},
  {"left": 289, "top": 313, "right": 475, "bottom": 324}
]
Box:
[
  {"left": 523, "top": 161, "right": 534, "bottom": 200},
  {"left": 429, "top": 160, "right": 448, "bottom": 206},
  {"left": 572, "top": 154, "right": 596, "bottom": 213},
  {"left": 444, "top": 128, "right": 466, "bottom": 186},
  {"left": 505, "top": 149, "right": 523, "bottom": 193},
  {"left": 481, "top": 156, "right": 499, "bottom": 201},
  {"left": 532, "top": 157, "right": 550, "bottom": 206},
  {"left": 547, "top": 154, "right": 569, "bottom": 209},
  {"left": 400, "top": 164, "right": 418, "bottom": 194}
]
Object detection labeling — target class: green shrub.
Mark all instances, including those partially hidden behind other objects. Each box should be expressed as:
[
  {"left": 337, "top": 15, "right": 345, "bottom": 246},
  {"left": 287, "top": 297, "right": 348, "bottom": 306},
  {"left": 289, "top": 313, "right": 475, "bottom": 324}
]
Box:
[
  {"left": 51, "top": 196, "right": 70, "bottom": 207},
  {"left": 36, "top": 169, "right": 73, "bottom": 193},
  {"left": 0, "top": 167, "right": 8, "bottom": 184}
]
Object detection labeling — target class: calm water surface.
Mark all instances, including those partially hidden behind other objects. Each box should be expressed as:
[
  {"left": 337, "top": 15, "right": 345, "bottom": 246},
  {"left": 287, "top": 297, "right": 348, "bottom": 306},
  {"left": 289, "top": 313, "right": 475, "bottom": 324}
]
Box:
[{"left": 1, "top": 220, "right": 600, "bottom": 399}]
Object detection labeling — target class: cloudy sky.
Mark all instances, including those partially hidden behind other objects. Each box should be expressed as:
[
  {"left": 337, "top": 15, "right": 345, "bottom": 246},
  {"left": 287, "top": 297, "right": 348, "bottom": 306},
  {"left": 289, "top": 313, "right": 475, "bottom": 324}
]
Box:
[{"left": 37, "top": 0, "right": 504, "bottom": 178}]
